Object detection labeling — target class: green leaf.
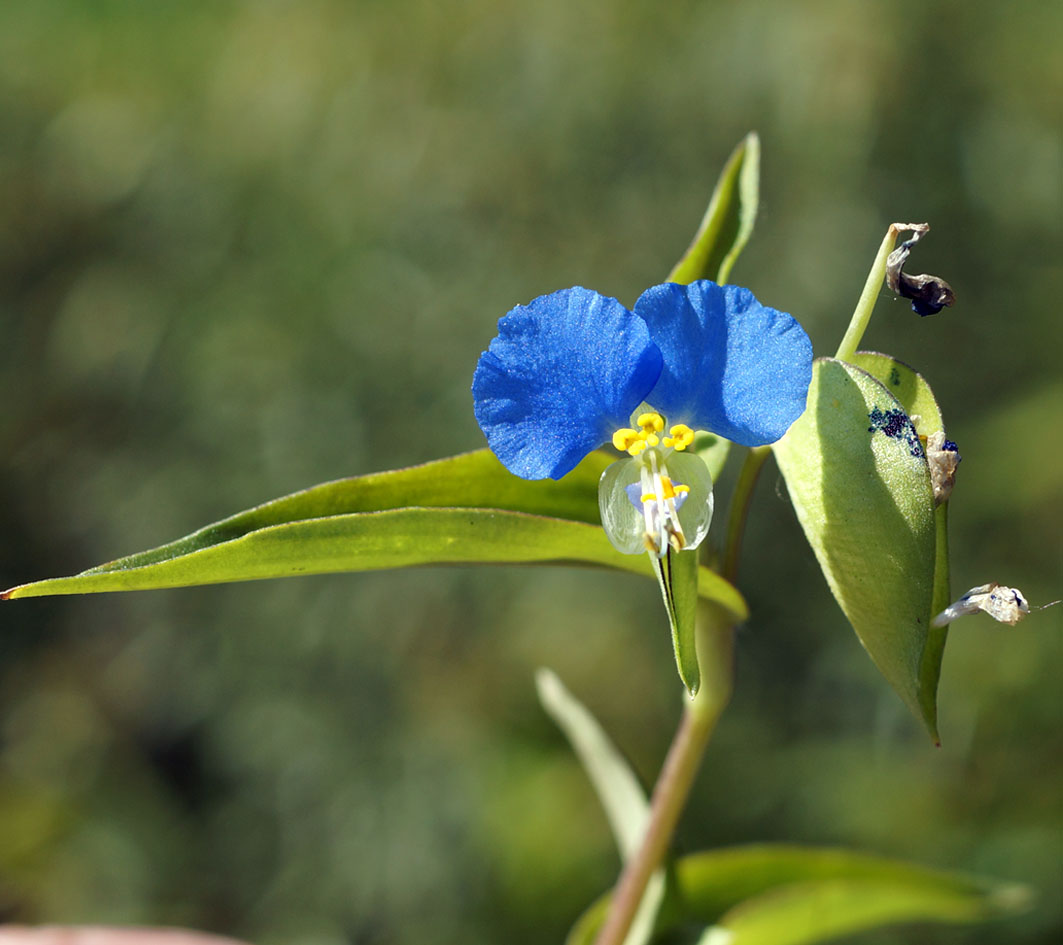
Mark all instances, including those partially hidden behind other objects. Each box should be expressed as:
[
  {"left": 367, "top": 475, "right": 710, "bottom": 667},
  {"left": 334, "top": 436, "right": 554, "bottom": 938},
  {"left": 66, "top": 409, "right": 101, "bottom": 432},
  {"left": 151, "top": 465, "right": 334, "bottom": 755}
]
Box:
[
  {"left": 3, "top": 447, "right": 747, "bottom": 622},
  {"left": 677, "top": 846, "right": 1029, "bottom": 929},
  {"left": 688, "top": 846, "right": 1031, "bottom": 945},
  {"left": 536, "top": 669, "right": 650, "bottom": 861},
  {"left": 667, "top": 132, "right": 760, "bottom": 286},
  {"left": 772, "top": 358, "right": 939, "bottom": 738},
  {"left": 537, "top": 670, "right": 665, "bottom": 945},
  {"left": 848, "top": 351, "right": 952, "bottom": 735},
  {"left": 651, "top": 549, "right": 700, "bottom": 695},
  {"left": 106, "top": 450, "right": 611, "bottom": 578},
  {"left": 570, "top": 844, "right": 1030, "bottom": 945},
  {"left": 5, "top": 447, "right": 605, "bottom": 581},
  {"left": 3, "top": 509, "right": 626, "bottom": 594}
]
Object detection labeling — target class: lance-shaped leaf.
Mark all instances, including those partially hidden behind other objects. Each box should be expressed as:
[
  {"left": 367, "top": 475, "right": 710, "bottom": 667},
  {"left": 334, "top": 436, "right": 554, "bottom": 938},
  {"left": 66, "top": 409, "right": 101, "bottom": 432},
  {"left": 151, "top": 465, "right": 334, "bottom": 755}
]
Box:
[
  {"left": 536, "top": 669, "right": 650, "bottom": 861},
  {"left": 668, "top": 132, "right": 760, "bottom": 286},
  {"left": 536, "top": 670, "right": 665, "bottom": 945},
  {"left": 772, "top": 358, "right": 939, "bottom": 738},
  {"left": 567, "top": 844, "right": 1031, "bottom": 945},
  {"left": 2, "top": 453, "right": 747, "bottom": 624},
  {"left": 5, "top": 447, "right": 605, "bottom": 581},
  {"left": 664, "top": 132, "right": 760, "bottom": 479},
  {"left": 687, "top": 847, "right": 1030, "bottom": 945},
  {"left": 849, "top": 351, "right": 953, "bottom": 735}
]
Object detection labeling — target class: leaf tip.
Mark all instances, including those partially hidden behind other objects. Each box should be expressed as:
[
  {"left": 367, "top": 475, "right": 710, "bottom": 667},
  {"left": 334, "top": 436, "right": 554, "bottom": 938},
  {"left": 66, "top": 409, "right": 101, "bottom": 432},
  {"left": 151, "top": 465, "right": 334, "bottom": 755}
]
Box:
[{"left": 534, "top": 667, "right": 562, "bottom": 703}]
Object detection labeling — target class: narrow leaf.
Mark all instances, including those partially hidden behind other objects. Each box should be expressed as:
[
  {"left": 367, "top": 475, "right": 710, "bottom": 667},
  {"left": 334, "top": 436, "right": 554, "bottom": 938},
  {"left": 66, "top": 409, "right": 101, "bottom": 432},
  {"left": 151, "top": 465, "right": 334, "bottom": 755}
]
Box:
[
  {"left": 536, "top": 669, "right": 650, "bottom": 861},
  {"left": 699, "top": 877, "right": 1020, "bottom": 945},
  {"left": 687, "top": 846, "right": 1031, "bottom": 945},
  {"left": 537, "top": 670, "right": 666, "bottom": 945},
  {"left": 40, "top": 449, "right": 609, "bottom": 577},
  {"left": 667, "top": 132, "right": 760, "bottom": 286},
  {"left": 772, "top": 358, "right": 939, "bottom": 737},
  {"left": 571, "top": 844, "right": 1030, "bottom": 945},
  {"left": 3, "top": 507, "right": 747, "bottom": 622}
]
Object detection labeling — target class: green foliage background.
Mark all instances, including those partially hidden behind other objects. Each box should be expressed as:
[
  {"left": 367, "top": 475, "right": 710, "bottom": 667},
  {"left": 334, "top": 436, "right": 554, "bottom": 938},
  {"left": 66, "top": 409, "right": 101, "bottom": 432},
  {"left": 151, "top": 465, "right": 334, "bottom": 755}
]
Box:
[{"left": 0, "top": 1, "right": 1059, "bottom": 942}]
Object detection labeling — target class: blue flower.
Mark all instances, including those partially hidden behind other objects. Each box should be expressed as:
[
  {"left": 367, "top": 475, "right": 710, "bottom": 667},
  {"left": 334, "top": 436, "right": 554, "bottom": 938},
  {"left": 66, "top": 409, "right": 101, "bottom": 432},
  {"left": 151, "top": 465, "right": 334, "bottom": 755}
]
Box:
[{"left": 472, "top": 280, "right": 812, "bottom": 555}]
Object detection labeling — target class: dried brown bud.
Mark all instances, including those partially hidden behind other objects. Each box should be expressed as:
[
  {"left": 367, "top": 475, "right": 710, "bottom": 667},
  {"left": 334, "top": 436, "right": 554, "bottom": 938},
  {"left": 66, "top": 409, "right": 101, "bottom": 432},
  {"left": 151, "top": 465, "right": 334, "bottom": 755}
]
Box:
[{"left": 885, "top": 223, "right": 956, "bottom": 316}]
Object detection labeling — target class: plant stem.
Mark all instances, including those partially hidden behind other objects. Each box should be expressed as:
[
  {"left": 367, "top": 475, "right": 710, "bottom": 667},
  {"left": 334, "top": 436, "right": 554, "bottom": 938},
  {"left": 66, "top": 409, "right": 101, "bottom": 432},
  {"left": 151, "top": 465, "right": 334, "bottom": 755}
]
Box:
[
  {"left": 591, "top": 609, "right": 734, "bottom": 945},
  {"left": 834, "top": 224, "right": 904, "bottom": 362}
]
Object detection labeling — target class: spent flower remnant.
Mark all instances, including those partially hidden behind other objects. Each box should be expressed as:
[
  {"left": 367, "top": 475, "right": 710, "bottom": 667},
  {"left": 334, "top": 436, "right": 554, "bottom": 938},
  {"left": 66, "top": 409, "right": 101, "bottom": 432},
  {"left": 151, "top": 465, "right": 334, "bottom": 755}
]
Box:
[{"left": 472, "top": 281, "right": 812, "bottom": 557}]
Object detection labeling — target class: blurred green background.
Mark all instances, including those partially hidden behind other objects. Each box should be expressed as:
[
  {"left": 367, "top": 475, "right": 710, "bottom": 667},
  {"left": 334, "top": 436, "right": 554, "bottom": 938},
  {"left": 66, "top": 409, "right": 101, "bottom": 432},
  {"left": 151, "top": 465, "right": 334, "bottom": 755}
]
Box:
[{"left": 0, "top": 1, "right": 1059, "bottom": 943}]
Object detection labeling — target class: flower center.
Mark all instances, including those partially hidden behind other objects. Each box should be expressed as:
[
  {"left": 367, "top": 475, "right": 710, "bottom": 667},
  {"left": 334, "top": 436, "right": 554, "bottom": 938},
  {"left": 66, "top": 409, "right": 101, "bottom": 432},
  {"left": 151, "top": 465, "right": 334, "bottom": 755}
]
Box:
[
  {"left": 622, "top": 449, "right": 693, "bottom": 555},
  {"left": 611, "top": 412, "right": 694, "bottom": 456},
  {"left": 598, "top": 442, "right": 714, "bottom": 558}
]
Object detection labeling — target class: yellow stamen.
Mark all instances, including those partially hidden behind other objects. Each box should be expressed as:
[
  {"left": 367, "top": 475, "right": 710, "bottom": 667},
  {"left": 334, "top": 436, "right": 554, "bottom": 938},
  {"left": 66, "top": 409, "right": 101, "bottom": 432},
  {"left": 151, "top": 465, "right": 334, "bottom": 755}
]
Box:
[
  {"left": 641, "top": 478, "right": 691, "bottom": 504},
  {"left": 663, "top": 424, "right": 695, "bottom": 451},
  {"left": 637, "top": 412, "right": 665, "bottom": 433},
  {"left": 654, "top": 476, "right": 691, "bottom": 501},
  {"left": 613, "top": 413, "right": 671, "bottom": 456}
]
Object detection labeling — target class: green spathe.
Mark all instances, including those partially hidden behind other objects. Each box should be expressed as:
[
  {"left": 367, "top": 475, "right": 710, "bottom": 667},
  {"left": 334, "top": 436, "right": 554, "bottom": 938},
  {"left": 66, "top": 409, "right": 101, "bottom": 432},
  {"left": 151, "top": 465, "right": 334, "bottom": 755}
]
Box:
[
  {"left": 849, "top": 351, "right": 953, "bottom": 731},
  {"left": 772, "top": 358, "right": 939, "bottom": 738}
]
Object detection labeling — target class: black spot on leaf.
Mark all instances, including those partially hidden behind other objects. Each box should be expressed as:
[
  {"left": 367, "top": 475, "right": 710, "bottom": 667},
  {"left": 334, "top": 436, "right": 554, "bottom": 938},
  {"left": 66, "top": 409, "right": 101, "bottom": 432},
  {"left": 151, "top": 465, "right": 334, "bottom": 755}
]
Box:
[{"left": 868, "top": 405, "right": 924, "bottom": 457}]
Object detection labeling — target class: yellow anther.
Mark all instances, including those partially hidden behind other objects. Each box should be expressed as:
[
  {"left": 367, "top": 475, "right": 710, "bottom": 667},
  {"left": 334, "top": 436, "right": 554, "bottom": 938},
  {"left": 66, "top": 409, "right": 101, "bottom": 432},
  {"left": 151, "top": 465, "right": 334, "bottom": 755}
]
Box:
[
  {"left": 657, "top": 476, "right": 689, "bottom": 500},
  {"left": 640, "top": 478, "right": 690, "bottom": 504},
  {"left": 663, "top": 424, "right": 695, "bottom": 451},
  {"left": 636, "top": 412, "right": 665, "bottom": 433},
  {"left": 614, "top": 414, "right": 682, "bottom": 457},
  {"left": 612, "top": 423, "right": 661, "bottom": 456}
]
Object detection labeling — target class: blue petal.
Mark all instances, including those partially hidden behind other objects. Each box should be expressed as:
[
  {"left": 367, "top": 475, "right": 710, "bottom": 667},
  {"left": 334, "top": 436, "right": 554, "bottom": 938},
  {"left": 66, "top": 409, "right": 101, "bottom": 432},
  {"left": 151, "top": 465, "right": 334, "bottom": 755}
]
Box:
[
  {"left": 634, "top": 281, "right": 812, "bottom": 446},
  {"left": 473, "top": 287, "right": 663, "bottom": 479}
]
